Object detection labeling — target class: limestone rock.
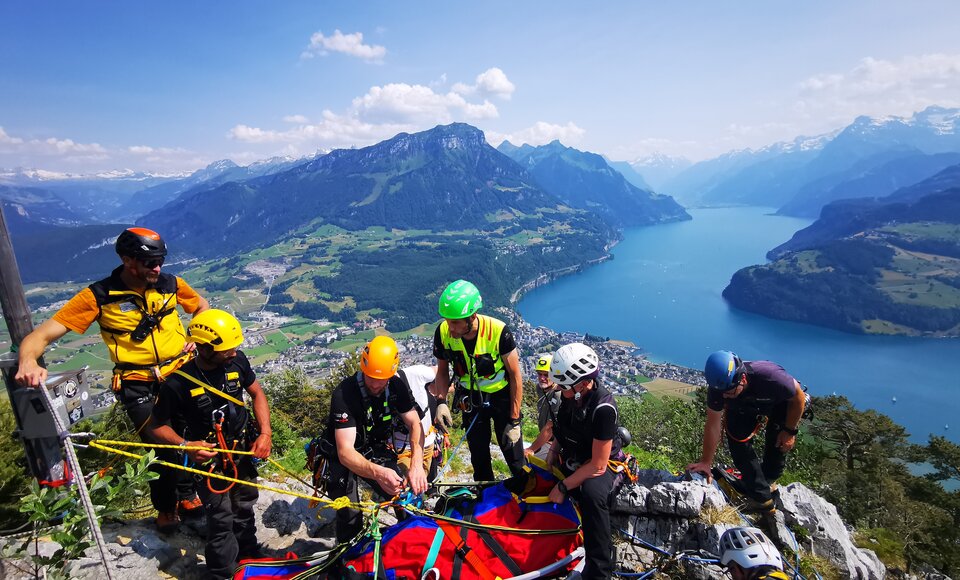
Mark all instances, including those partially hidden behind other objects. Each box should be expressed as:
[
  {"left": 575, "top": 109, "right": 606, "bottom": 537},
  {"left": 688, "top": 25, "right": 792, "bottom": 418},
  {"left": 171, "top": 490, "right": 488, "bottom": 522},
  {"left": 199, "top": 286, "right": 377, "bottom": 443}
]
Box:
[{"left": 779, "top": 482, "right": 886, "bottom": 580}]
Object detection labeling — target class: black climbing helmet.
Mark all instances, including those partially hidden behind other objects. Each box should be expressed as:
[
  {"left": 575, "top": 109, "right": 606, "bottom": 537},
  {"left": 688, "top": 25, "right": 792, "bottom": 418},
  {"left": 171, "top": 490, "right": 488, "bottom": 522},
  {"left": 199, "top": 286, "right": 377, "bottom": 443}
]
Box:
[{"left": 115, "top": 227, "right": 167, "bottom": 260}]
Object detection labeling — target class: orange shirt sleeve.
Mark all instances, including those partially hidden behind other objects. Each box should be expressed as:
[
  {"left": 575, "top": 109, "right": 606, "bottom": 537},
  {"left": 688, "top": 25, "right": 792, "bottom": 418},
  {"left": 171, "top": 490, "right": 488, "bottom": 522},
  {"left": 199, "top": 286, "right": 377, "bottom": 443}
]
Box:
[
  {"left": 52, "top": 288, "right": 100, "bottom": 334},
  {"left": 176, "top": 277, "right": 204, "bottom": 314}
]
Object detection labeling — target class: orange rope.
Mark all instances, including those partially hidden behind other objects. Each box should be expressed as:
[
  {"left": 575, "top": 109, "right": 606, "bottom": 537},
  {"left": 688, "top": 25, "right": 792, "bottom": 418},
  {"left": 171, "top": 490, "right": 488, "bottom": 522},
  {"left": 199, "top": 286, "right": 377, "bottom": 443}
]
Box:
[
  {"left": 207, "top": 416, "right": 238, "bottom": 494},
  {"left": 724, "top": 412, "right": 768, "bottom": 443}
]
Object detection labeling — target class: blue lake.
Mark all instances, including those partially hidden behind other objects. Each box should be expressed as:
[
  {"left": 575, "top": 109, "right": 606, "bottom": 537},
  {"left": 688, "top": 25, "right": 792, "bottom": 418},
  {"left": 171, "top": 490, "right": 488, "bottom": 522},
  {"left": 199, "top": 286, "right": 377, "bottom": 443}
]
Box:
[{"left": 518, "top": 207, "right": 960, "bottom": 443}]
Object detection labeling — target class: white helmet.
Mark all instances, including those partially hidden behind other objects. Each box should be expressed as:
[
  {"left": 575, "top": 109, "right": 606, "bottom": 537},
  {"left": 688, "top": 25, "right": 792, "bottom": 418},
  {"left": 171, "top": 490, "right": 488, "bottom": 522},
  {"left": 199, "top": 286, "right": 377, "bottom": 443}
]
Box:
[
  {"left": 719, "top": 527, "right": 783, "bottom": 571},
  {"left": 551, "top": 343, "right": 600, "bottom": 388}
]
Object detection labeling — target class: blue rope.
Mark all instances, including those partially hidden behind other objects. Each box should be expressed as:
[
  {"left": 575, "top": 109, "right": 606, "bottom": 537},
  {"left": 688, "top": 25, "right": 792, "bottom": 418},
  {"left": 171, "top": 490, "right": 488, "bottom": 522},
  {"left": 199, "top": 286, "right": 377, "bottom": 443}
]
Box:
[
  {"left": 616, "top": 527, "right": 721, "bottom": 565},
  {"left": 616, "top": 527, "right": 671, "bottom": 557}
]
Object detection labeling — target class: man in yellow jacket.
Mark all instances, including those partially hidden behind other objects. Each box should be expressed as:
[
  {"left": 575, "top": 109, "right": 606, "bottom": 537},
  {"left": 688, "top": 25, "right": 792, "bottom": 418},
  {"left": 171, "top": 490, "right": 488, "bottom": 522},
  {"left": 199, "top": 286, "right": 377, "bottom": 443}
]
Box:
[
  {"left": 430, "top": 280, "right": 524, "bottom": 481},
  {"left": 16, "top": 227, "right": 209, "bottom": 532}
]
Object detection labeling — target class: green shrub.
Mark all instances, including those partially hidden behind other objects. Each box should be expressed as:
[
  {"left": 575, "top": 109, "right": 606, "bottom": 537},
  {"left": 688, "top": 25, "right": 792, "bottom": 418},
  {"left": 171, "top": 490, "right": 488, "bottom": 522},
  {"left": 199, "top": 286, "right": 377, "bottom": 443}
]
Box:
[
  {"left": 856, "top": 527, "right": 906, "bottom": 570},
  {"left": 0, "top": 401, "right": 30, "bottom": 528},
  {"left": 2, "top": 451, "right": 157, "bottom": 579}
]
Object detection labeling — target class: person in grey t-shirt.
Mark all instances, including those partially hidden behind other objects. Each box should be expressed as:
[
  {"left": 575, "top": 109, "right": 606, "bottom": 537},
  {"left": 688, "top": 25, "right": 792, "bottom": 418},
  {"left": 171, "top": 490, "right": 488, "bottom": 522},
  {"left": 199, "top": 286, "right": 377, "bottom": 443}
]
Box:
[{"left": 525, "top": 353, "right": 561, "bottom": 458}]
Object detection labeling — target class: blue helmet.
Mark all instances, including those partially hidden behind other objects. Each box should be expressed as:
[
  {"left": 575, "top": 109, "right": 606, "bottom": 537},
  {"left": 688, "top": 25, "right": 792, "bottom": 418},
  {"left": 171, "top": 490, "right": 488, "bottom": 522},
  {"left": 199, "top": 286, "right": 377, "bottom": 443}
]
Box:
[{"left": 704, "top": 350, "right": 743, "bottom": 391}]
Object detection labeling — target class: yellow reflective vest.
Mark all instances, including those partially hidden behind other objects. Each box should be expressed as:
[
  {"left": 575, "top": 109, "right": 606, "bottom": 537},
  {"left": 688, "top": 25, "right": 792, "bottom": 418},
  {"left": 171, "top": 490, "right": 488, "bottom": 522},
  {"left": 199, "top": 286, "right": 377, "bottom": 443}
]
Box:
[
  {"left": 89, "top": 269, "right": 189, "bottom": 381},
  {"left": 439, "top": 314, "right": 509, "bottom": 393}
]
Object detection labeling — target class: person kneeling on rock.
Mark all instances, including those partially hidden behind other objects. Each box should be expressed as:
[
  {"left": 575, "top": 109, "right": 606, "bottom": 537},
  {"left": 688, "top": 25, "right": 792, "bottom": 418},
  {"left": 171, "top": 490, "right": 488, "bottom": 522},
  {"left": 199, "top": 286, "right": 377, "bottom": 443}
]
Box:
[{"left": 149, "top": 309, "right": 273, "bottom": 580}]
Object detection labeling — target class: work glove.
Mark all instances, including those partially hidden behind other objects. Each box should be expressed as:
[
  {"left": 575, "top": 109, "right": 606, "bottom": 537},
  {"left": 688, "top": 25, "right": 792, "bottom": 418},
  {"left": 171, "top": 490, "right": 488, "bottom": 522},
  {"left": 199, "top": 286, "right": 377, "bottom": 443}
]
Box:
[
  {"left": 501, "top": 416, "right": 522, "bottom": 448},
  {"left": 435, "top": 402, "right": 453, "bottom": 433}
]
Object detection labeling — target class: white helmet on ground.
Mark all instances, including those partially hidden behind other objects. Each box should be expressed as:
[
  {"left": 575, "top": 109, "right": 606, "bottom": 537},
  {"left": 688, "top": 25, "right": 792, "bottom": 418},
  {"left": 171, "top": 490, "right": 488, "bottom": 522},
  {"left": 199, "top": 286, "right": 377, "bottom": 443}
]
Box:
[
  {"left": 719, "top": 527, "right": 784, "bottom": 571},
  {"left": 551, "top": 343, "right": 600, "bottom": 389}
]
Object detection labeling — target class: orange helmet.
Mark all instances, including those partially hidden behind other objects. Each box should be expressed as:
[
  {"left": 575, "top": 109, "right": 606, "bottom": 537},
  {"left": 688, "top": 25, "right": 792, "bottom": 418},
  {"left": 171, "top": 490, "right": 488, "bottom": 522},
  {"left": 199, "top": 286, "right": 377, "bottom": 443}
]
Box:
[{"left": 361, "top": 336, "right": 399, "bottom": 380}]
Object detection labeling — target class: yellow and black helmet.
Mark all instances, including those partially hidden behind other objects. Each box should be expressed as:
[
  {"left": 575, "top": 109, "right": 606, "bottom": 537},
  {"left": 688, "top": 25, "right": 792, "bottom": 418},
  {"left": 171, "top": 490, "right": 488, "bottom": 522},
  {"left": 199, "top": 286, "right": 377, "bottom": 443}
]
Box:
[
  {"left": 535, "top": 354, "right": 553, "bottom": 372},
  {"left": 187, "top": 309, "right": 244, "bottom": 352}
]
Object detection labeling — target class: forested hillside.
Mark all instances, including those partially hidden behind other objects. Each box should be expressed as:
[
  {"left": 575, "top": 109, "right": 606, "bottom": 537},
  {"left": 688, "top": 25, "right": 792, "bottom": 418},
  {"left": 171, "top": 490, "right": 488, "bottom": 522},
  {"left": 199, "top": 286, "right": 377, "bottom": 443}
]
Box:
[{"left": 724, "top": 166, "right": 960, "bottom": 336}]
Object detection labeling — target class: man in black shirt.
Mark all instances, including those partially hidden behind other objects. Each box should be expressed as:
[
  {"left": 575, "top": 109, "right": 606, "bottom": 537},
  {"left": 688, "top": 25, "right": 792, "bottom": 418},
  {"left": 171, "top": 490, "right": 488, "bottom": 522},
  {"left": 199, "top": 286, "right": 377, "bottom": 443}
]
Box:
[
  {"left": 429, "top": 280, "right": 525, "bottom": 481},
  {"left": 150, "top": 310, "right": 272, "bottom": 580},
  {"left": 687, "top": 351, "right": 806, "bottom": 513},
  {"left": 325, "top": 336, "right": 428, "bottom": 543},
  {"left": 547, "top": 343, "right": 621, "bottom": 580}
]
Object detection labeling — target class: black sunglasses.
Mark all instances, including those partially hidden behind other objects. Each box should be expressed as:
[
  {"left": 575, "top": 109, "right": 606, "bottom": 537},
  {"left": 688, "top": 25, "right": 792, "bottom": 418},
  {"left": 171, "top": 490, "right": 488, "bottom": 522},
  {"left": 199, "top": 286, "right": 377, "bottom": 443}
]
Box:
[{"left": 138, "top": 257, "right": 165, "bottom": 269}]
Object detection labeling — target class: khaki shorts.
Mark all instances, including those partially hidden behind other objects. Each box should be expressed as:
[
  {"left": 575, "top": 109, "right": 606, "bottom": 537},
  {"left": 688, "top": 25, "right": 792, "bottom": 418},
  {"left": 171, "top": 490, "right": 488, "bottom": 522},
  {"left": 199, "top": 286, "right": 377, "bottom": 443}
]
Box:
[{"left": 397, "top": 443, "right": 434, "bottom": 474}]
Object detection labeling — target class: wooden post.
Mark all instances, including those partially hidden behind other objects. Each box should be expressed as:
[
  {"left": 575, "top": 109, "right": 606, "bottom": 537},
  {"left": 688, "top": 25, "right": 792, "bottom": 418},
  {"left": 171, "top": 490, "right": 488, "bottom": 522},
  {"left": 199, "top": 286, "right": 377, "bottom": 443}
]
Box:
[{"left": 0, "top": 204, "right": 67, "bottom": 485}]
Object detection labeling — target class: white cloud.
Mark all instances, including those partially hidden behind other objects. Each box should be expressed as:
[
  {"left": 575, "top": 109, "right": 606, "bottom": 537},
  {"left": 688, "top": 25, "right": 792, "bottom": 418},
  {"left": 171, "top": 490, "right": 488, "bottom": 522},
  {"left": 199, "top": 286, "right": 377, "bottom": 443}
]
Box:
[
  {"left": 128, "top": 145, "right": 189, "bottom": 156},
  {"left": 229, "top": 125, "right": 283, "bottom": 144},
  {"left": 0, "top": 128, "right": 107, "bottom": 160},
  {"left": 0, "top": 127, "right": 24, "bottom": 145},
  {"left": 351, "top": 83, "right": 499, "bottom": 124},
  {"left": 451, "top": 67, "right": 515, "bottom": 100},
  {"left": 0, "top": 126, "right": 210, "bottom": 173},
  {"left": 301, "top": 29, "right": 386, "bottom": 63},
  {"left": 429, "top": 73, "right": 448, "bottom": 90},
  {"left": 229, "top": 110, "right": 413, "bottom": 150},
  {"left": 796, "top": 53, "right": 960, "bottom": 126},
  {"left": 475, "top": 68, "right": 515, "bottom": 100},
  {"left": 487, "top": 121, "right": 586, "bottom": 147},
  {"left": 228, "top": 68, "right": 513, "bottom": 157}
]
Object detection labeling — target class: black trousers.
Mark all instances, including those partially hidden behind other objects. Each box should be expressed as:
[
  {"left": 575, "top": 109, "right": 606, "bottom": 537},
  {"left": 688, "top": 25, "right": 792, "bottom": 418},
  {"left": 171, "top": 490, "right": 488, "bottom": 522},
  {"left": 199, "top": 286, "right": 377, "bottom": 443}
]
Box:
[
  {"left": 197, "top": 457, "right": 259, "bottom": 579},
  {"left": 119, "top": 380, "right": 196, "bottom": 512},
  {"left": 568, "top": 468, "right": 617, "bottom": 580},
  {"left": 463, "top": 387, "right": 525, "bottom": 481},
  {"left": 725, "top": 403, "right": 789, "bottom": 504},
  {"left": 327, "top": 453, "right": 402, "bottom": 544}
]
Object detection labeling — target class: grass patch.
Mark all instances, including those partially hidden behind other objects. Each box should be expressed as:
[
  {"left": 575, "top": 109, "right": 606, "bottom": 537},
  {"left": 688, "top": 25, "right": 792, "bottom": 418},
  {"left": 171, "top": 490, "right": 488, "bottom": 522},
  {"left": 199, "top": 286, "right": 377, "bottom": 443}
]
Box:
[
  {"left": 522, "top": 420, "right": 541, "bottom": 442},
  {"left": 797, "top": 552, "right": 842, "bottom": 580},
  {"left": 262, "top": 441, "right": 309, "bottom": 481},
  {"left": 491, "top": 458, "right": 510, "bottom": 479},
  {"left": 328, "top": 329, "right": 377, "bottom": 352},
  {"left": 623, "top": 444, "right": 673, "bottom": 471},
  {"left": 641, "top": 378, "right": 696, "bottom": 400},
  {"left": 855, "top": 528, "right": 906, "bottom": 571},
  {"left": 699, "top": 504, "right": 741, "bottom": 526}
]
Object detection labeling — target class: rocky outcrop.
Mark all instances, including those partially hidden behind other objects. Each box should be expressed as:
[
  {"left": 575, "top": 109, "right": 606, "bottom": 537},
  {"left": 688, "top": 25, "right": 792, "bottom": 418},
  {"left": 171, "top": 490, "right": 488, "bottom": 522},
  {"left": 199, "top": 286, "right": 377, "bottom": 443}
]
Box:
[
  {"left": 779, "top": 482, "right": 886, "bottom": 579},
  {"left": 0, "top": 485, "right": 337, "bottom": 580},
  {"left": 0, "top": 473, "right": 892, "bottom": 580},
  {"left": 611, "top": 471, "right": 886, "bottom": 580}
]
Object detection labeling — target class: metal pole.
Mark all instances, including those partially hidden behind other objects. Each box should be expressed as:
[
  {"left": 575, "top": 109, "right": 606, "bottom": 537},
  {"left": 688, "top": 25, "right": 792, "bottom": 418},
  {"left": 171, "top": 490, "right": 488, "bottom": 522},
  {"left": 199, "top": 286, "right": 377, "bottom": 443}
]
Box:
[{"left": 38, "top": 384, "right": 115, "bottom": 580}]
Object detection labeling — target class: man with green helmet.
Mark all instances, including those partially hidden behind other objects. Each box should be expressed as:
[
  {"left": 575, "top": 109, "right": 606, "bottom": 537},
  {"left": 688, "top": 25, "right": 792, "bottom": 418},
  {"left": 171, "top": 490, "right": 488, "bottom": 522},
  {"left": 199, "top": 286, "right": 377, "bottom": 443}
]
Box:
[{"left": 430, "top": 280, "right": 525, "bottom": 480}]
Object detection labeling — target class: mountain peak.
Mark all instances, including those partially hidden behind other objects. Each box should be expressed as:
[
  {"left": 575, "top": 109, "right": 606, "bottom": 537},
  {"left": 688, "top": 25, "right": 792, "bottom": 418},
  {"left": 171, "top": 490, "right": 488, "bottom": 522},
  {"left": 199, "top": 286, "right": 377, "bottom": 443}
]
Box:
[{"left": 205, "top": 159, "right": 239, "bottom": 171}]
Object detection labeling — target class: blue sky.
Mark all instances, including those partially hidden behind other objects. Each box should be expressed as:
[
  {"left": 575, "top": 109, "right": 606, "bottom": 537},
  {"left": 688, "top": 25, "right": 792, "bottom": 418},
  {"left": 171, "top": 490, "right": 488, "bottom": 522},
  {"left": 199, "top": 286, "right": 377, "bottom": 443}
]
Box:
[{"left": 3, "top": 1, "right": 960, "bottom": 174}]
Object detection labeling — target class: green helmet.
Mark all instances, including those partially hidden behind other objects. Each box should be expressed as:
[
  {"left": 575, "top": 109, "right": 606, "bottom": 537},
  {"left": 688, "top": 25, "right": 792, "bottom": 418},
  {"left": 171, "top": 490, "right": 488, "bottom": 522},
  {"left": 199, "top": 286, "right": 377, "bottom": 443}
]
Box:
[{"left": 438, "top": 280, "right": 483, "bottom": 319}]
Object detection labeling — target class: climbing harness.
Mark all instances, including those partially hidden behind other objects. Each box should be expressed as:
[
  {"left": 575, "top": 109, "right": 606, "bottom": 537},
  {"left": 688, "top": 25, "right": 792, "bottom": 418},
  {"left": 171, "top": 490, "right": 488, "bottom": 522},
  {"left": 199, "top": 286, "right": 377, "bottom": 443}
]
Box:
[{"left": 724, "top": 412, "right": 769, "bottom": 443}]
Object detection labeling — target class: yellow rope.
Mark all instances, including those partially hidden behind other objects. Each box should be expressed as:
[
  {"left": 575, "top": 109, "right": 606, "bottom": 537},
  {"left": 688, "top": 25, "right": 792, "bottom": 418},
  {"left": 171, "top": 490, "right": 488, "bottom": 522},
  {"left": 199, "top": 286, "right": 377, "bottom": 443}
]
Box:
[
  {"left": 90, "top": 439, "right": 581, "bottom": 535},
  {"left": 89, "top": 439, "right": 378, "bottom": 513}
]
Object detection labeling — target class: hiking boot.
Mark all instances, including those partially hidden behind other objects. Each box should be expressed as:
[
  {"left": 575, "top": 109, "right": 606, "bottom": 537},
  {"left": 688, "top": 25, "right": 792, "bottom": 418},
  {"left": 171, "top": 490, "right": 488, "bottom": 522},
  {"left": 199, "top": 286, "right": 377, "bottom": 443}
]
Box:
[
  {"left": 156, "top": 510, "right": 181, "bottom": 534},
  {"left": 178, "top": 496, "right": 205, "bottom": 518},
  {"left": 742, "top": 497, "right": 777, "bottom": 515}
]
